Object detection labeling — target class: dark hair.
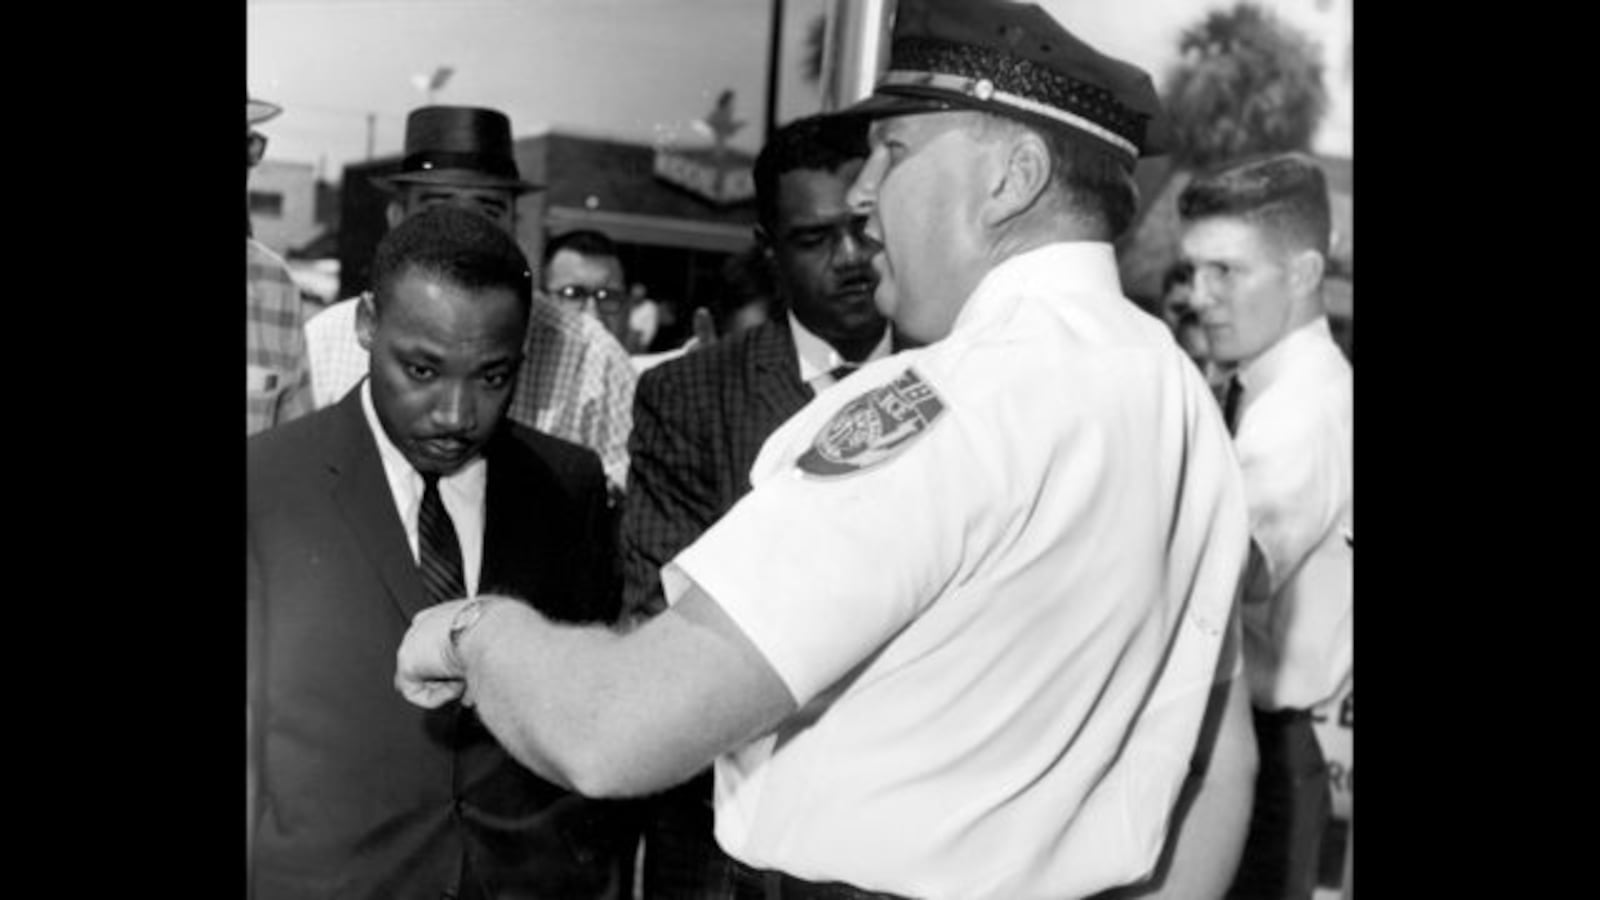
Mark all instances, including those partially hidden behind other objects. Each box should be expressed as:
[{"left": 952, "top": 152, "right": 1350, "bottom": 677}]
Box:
[
  {"left": 542, "top": 229, "right": 621, "bottom": 269},
  {"left": 1177, "top": 153, "right": 1331, "bottom": 256},
  {"left": 754, "top": 113, "right": 870, "bottom": 230},
  {"left": 1038, "top": 124, "right": 1141, "bottom": 240},
  {"left": 976, "top": 113, "right": 1140, "bottom": 240},
  {"left": 370, "top": 205, "right": 534, "bottom": 313}
]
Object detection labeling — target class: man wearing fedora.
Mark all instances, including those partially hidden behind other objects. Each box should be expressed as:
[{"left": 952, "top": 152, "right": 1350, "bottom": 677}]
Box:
[
  {"left": 393, "top": 2, "right": 1256, "bottom": 898},
  {"left": 247, "top": 94, "right": 312, "bottom": 436},
  {"left": 306, "top": 105, "right": 637, "bottom": 496}
]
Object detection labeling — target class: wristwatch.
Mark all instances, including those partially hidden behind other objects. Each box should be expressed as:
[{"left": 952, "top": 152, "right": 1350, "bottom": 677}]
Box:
[{"left": 448, "top": 596, "right": 495, "bottom": 660}]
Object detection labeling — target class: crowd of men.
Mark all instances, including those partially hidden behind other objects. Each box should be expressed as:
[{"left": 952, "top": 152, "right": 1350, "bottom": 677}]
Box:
[{"left": 246, "top": 1, "right": 1352, "bottom": 898}]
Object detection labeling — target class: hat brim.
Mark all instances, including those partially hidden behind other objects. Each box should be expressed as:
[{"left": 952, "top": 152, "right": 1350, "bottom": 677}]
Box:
[
  {"left": 247, "top": 99, "right": 282, "bottom": 126},
  {"left": 840, "top": 85, "right": 1166, "bottom": 161},
  {"left": 370, "top": 168, "right": 543, "bottom": 196},
  {"left": 837, "top": 86, "right": 1101, "bottom": 145},
  {"left": 833, "top": 91, "right": 959, "bottom": 122}
]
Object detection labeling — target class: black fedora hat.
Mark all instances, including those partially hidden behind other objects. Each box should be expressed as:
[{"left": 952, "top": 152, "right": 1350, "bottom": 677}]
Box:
[
  {"left": 248, "top": 94, "right": 282, "bottom": 126},
  {"left": 372, "top": 105, "right": 543, "bottom": 195},
  {"left": 839, "top": 0, "right": 1171, "bottom": 164}
]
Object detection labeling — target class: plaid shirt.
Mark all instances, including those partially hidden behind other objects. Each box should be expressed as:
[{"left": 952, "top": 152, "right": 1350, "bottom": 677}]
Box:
[
  {"left": 305, "top": 295, "right": 637, "bottom": 493},
  {"left": 246, "top": 239, "right": 312, "bottom": 435}
]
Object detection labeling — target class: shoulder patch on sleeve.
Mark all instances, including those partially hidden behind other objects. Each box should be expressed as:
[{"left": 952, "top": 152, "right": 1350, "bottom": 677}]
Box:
[{"left": 797, "top": 368, "right": 946, "bottom": 477}]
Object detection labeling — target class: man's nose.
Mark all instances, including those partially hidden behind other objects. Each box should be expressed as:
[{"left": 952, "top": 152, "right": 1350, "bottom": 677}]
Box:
[
  {"left": 432, "top": 381, "right": 475, "bottom": 431},
  {"left": 833, "top": 224, "right": 879, "bottom": 267},
  {"left": 846, "top": 149, "right": 886, "bottom": 219},
  {"left": 1187, "top": 274, "right": 1217, "bottom": 311}
]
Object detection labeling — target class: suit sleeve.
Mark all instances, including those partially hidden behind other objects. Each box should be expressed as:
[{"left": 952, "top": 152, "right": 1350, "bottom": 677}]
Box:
[
  {"left": 579, "top": 449, "right": 623, "bottom": 625},
  {"left": 618, "top": 365, "right": 724, "bottom": 623},
  {"left": 246, "top": 516, "right": 266, "bottom": 862}
]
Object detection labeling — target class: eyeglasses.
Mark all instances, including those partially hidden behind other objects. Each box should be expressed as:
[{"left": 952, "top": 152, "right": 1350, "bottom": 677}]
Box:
[
  {"left": 551, "top": 284, "right": 629, "bottom": 310},
  {"left": 247, "top": 131, "right": 268, "bottom": 167}
]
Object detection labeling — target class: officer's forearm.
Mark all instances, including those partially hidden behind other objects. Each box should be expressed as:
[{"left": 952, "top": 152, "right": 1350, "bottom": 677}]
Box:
[{"left": 458, "top": 585, "right": 797, "bottom": 798}]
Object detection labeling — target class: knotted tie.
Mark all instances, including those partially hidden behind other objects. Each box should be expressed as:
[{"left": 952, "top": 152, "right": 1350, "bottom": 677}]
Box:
[
  {"left": 1221, "top": 374, "right": 1244, "bottom": 437},
  {"left": 417, "top": 473, "right": 465, "bottom": 605},
  {"left": 829, "top": 362, "right": 861, "bottom": 383}
]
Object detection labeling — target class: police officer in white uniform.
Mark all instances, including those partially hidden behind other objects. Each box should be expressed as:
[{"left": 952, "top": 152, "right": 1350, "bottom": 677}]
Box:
[{"left": 396, "top": 2, "right": 1253, "bottom": 898}]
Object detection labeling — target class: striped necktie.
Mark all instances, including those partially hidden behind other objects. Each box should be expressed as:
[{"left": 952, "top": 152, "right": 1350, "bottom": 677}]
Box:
[
  {"left": 1221, "top": 374, "right": 1244, "bottom": 436},
  {"left": 417, "top": 473, "right": 466, "bottom": 605}
]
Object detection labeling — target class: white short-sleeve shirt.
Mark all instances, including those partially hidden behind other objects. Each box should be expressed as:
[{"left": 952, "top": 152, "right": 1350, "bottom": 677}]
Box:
[
  {"left": 663, "top": 243, "right": 1251, "bottom": 900},
  {"left": 1232, "top": 316, "right": 1354, "bottom": 712}
]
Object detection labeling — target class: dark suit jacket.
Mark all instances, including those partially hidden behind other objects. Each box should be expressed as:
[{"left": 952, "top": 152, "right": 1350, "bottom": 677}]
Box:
[
  {"left": 247, "top": 390, "right": 636, "bottom": 900},
  {"left": 618, "top": 317, "right": 814, "bottom": 620}
]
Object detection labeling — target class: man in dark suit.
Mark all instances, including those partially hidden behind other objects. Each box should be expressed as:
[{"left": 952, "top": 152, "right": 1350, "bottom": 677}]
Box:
[
  {"left": 248, "top": 206, "right": 636, "bottom": 899},
  {"left": 617, "top": 113, "right": 890, "bottom": 898}
]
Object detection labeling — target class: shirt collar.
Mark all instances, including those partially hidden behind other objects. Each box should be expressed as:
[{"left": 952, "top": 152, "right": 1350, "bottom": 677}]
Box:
[
  {"left": 1237, "top": 316, "right": 1334, "bottom": 397},
  {"left": 788, "top": 310, "right": 893, "bottom": 385},
  {"left": 954, "top": 242, "right": 1123, "bottom": 333},
  {"left": 360, "top": 380, "right": 487, "bottom": 502}
]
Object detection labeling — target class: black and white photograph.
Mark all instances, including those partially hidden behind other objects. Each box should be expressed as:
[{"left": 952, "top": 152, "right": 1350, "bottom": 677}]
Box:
[{"left": 246, "top": 1, "right": 1354, "bottom": 897}]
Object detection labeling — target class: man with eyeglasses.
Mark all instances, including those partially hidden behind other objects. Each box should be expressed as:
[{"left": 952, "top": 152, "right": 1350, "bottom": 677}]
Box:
[
  {"left": 246, "top": 94, "right": 313, "bottom": 436},
  {"left": 542, "top": 230, "right": 636, "bottom": 351},
  {"left": 305, "top": 106, "right": 638, "bottom": 497}
]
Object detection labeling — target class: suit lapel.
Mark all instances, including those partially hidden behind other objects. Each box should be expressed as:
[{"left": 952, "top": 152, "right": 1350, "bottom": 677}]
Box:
[
  {"left": 478, "top": 431, "right": 545, "bottom": 600},
  {"left": 749, "top": 318, "right": 814, "bottom": 423},
  {"left": 324, "top": 392, "right": 434, "bottom": 622}
]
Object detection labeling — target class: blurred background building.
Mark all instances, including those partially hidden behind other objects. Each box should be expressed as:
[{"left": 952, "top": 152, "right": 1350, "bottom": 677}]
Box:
[{"left": 248, "top": 0, "right": 1352, "bottom": 348}]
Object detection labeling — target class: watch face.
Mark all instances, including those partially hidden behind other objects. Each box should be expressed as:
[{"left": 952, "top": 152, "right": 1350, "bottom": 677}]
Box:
[{"left": 449, "top": 598, "right": 487, "bottom": 651}]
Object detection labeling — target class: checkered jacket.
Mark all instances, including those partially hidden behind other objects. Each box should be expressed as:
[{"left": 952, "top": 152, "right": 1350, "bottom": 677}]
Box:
[
  {"left": 246, "top": 239, "right": 313, "bottom": 436},
  {"left": 619, "top": 318, "right": 813, "bottom": 620},
  {"left": 304, "top": 295, "right": 637, "bottom": 493}
]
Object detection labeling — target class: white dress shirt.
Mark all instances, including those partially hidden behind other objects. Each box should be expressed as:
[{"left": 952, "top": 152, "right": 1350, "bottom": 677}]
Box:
[
  {"left": 788, "top": 310, "right": 893, "bottom": 392},
  {"left": 1232, "top": 315, "right": 1353, "bottom": 712},
  {"left": 360, "top": 381, "right": 486, "bottom": 595}
]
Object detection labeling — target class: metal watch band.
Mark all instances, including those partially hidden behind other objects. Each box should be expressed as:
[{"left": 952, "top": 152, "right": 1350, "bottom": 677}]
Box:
[{"left": 448, "top": 597, "right": 493, "bottom": 655}]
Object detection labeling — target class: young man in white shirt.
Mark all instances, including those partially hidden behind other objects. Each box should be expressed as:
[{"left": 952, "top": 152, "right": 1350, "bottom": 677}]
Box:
[{"left": 1178, "top": 152, "right": 1354, "bottom": 900}]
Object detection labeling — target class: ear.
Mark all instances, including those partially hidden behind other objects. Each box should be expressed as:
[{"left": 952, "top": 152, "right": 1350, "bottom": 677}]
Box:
[
  {"left": 355, "top": 291, "right": 377, "bottom": 352},
  {"left": 384, "top": 199, "right": 407, "bottom": 230},
  {"left": 1288, "top": 248, "right": 1326, "bottom": 297},
  {"left": 983, "top": 131, "right": 1051, "bottom": 227}
]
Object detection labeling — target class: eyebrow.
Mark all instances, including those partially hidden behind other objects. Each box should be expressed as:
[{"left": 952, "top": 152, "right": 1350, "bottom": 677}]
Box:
[
  {"left": 784, "top": 215, "right": 851, "bottom": 232},
  {"left": 475, "top": 353, "right": 523, "bottom": 372},
  {"left": 788, "top": 208, "right": 862, "bottom": 226},
  {"left": 395, "top": 343, "right": 523, "bottom": 370}
]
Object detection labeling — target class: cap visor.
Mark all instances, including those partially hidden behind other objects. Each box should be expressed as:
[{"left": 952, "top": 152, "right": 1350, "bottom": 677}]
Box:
[
  {"left": 247, "top": 99, "right": 283, "bottom": 126},
  {"left": 370, "top": 168, "right": 543, "bottom": 196},
  {"left": 832, "top": 90, "right": 958, "bottom": 122}
]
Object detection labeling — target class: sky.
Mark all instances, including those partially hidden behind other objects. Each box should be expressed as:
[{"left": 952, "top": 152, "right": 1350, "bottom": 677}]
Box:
[{"left": 248, "top": 0, "right": 1352, "bottom": 183}]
